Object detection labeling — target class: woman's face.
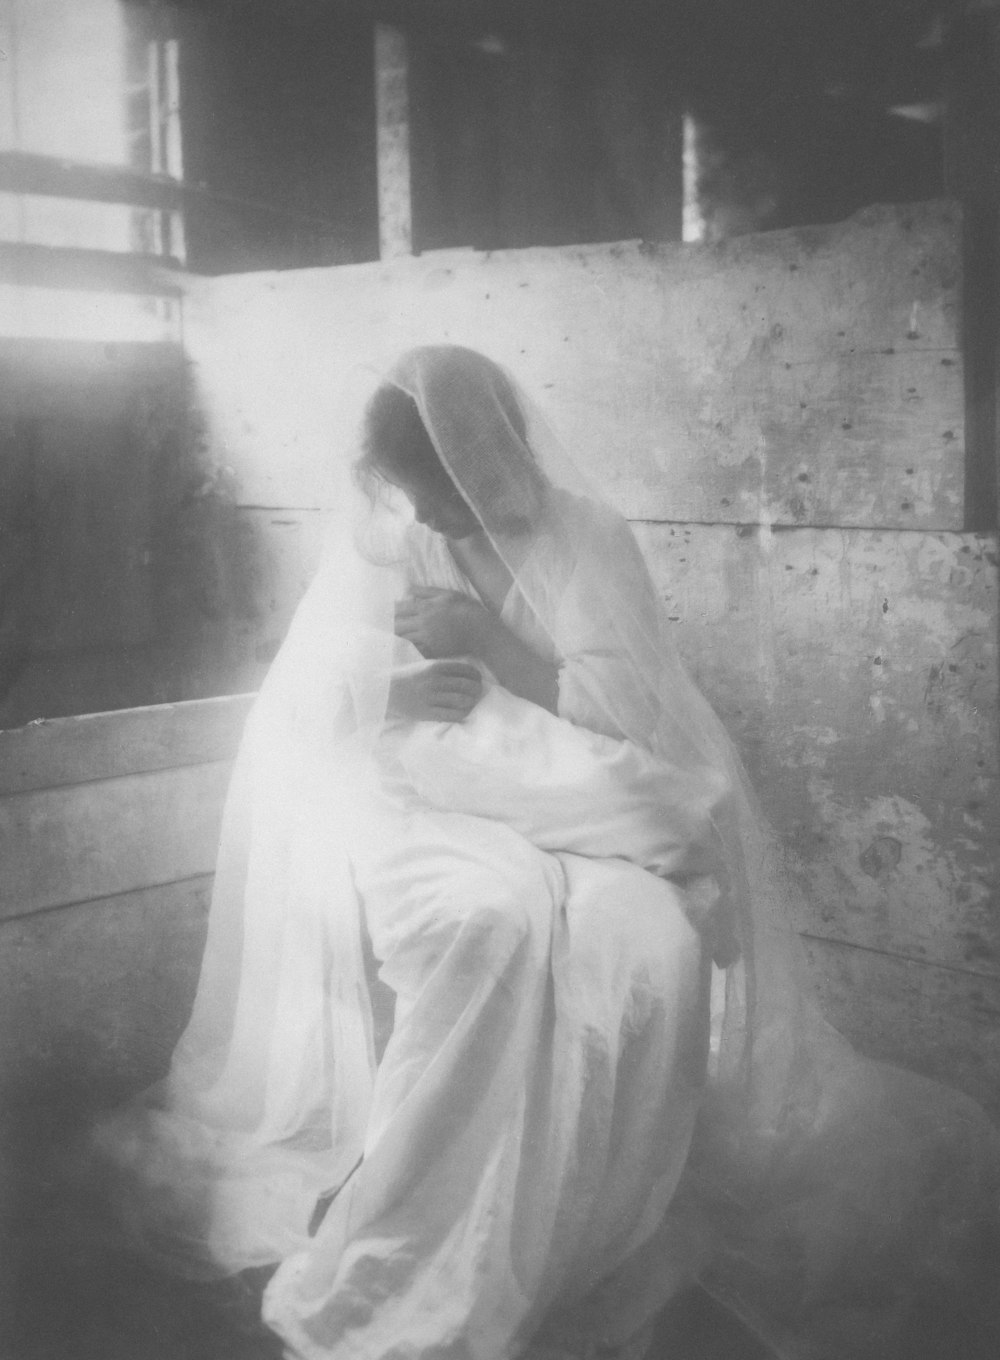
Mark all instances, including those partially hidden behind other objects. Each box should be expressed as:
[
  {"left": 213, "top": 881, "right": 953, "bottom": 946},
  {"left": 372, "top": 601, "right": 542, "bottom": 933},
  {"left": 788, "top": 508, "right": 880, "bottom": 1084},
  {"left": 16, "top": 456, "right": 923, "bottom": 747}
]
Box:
[{"left": 381, "top": 458, "right": 481, "bottom": 541}]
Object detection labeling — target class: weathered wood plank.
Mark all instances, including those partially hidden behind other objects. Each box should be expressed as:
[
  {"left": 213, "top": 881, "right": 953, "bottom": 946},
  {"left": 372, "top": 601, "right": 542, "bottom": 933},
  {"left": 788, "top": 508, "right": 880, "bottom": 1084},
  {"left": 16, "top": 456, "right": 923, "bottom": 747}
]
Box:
[
  {"left": 0, "top": 877, "right": 211, "bottom": 1108},
  {"left": 0, "top": 149, "right": 186, "bottom": 211},
  {"left": 635, "top": 522, "right": 999, "bottom": 977},
  {"left": 0, "top": 694, "right": 254, "bottom": 795},
  {"left": 194, "top": 511, "right": 1000, "bottom": 981},
  {"left": 0, "top": 241, "right": 183, "bottom": 296},
  {"left": 803, "top": 936, "right": 1000, "bottom": 1121},
  {"left": 184, "top": 201, "right": 964, "bottom": 528},
  {"left": 375, "top": 24, "right": 413, "bottom": 260},
  {"left": 0, "top": 762, "right": 232, "bottom": 921}
]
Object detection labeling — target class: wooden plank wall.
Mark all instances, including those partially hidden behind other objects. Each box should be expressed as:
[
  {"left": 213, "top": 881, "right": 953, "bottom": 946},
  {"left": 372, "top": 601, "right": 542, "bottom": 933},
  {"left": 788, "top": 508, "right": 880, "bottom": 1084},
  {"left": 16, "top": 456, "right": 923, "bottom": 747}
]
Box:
[
  {"left": 0, "top": 339, "right": 191, "bottom": 728},
  {"left": 0, "top": 696, "right": 253, "bottom": 1109},
  {"left": 180, "top": 199, "right": 999, "bottom": 1116},
  {"left": 183, "top": 200, "right": 965, "bottom": 528}
]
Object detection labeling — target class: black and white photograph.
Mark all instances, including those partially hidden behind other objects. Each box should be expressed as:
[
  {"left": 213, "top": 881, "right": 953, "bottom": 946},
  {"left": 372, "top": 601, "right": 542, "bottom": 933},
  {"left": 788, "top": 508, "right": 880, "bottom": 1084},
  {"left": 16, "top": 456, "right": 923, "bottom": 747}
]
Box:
[{"left": 1, "top": 2, "right": 999, "bottom": 1357}]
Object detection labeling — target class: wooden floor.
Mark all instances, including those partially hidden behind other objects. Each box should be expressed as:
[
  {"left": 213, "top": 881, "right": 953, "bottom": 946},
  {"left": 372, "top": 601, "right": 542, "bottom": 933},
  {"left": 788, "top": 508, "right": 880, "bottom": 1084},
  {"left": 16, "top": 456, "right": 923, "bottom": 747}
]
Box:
[
  {"left": 2, "top": 1099, "right": 774, "bottom": 1360},
  {"left": 5, "top": 1099, "right": 997, "bottom": 1360},
  {"left": 8, "top": 1254, "right": 773, "bottom": 1360}
]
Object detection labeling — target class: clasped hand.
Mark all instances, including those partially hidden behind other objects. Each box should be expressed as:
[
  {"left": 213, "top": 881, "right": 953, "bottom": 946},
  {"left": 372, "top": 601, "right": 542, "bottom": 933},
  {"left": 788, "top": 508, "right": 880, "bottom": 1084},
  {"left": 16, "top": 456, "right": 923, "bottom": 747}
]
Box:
[
  {"left": 390, "top": 588, "right": 490, "bottom": 723},
  {"left": 394, "top": 586, "right": 486, "bottom": 659}
]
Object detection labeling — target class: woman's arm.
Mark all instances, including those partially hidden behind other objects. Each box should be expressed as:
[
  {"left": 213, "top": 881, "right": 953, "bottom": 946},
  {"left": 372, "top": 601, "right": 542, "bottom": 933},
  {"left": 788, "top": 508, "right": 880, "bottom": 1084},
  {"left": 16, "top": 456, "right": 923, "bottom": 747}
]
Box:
[
  {"left": 465, "top": 609, "right": 560, "bottom": 714},
  {"left": 394, "top": 587, "right": 559, "bottom": 714},
  {"left": 548, "top": 505, "right": 665, "bottom": 743}
]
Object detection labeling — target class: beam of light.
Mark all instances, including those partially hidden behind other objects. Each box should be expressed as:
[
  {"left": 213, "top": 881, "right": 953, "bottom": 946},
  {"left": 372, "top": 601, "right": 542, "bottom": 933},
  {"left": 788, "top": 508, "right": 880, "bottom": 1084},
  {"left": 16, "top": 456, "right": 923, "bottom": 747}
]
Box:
[
  {"left": 0, "top": 0, "right": 180, "bottom": 341},
  {"left": 0, "top": 284, "right": 180, "bottom": 342}
]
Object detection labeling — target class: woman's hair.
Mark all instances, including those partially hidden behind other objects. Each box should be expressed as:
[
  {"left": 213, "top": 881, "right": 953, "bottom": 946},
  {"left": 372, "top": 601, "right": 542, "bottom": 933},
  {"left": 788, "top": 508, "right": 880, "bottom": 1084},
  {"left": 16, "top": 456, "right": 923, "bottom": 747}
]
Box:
[
  {"left": 357, "top": 383, "right": 440, "bottom": 487},
  {"left": 354, "top": 351, "right": 546, "bottom": 537}
]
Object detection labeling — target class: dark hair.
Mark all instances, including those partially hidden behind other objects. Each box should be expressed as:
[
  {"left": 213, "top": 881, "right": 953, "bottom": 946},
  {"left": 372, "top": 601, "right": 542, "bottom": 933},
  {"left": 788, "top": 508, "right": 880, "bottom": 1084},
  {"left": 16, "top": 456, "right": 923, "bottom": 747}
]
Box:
[
  {"left": 353, "top": 366, "right": 543, "bottom": 535},
  {"left": 355, "top": 384, "right": 441, "bottom": 491}
]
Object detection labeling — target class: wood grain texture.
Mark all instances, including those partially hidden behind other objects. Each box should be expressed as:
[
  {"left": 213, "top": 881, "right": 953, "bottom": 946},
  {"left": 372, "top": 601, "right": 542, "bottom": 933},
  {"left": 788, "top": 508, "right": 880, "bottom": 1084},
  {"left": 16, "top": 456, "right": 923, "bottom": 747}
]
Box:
[
  {"left": 0, "top": 761, "right": 232, "bottom": 921},
  {"left": 0, "top": 241, "right": 183, "bottom": 295},
  {"left": 185, "top": 201, "right": 964, "bottom": 528},
  {"left": 0, "top": 693, "right": 253, "bottom": 795},
  {"left": 635, "top": 522, "right": 999, "bottom": 977},
  {"left": 0, "top": 877, "right": 211, "bottom": 1108}
]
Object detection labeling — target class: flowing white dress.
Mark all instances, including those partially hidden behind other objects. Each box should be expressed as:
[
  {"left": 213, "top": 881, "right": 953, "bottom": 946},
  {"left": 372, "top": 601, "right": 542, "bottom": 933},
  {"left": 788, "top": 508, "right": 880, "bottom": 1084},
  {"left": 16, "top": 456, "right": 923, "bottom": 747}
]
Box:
[{"left": 261, "top": 515, "right": 725, "bottom": 1360}]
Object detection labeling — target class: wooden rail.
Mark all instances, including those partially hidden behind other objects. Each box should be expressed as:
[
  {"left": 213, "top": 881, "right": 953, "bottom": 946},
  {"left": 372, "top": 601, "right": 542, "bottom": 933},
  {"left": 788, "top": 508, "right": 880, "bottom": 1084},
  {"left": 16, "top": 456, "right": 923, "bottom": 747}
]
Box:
[
  {"left": 0, "top": 150, "right": 186, "bottom": 212},
  {"left": 0, "top": 241, "right": 184, "bottom": 296},
  {"left": 0, "top": 694, "right": 255, "bottom": 1104}
]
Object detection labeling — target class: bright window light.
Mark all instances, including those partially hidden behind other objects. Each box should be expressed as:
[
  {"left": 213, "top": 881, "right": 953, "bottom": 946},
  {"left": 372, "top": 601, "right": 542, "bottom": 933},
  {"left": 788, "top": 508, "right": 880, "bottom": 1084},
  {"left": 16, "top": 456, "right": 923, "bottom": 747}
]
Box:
[
  {"left": 0, "top": 0, "right": 128, "bottom": 164},
  {"left": 0, "top": 0, "right": 182, "bottom": 341},
  {"left": 0, "top": 284, "right": 181, "bottom": 342}
]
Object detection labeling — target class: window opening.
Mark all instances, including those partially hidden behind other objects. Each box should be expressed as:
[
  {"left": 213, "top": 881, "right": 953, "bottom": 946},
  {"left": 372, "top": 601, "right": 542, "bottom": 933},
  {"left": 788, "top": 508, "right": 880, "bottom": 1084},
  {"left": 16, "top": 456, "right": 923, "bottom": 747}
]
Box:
[{"left": 0, "top": 0, "right": 184, "bottom": 341}]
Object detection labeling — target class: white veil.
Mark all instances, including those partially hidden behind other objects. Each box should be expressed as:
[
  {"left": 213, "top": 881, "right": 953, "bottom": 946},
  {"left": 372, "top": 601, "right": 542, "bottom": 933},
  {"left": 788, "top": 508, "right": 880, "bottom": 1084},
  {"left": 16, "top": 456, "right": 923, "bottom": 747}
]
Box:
[{"left": 98, "top": 346, "right": 1000, "bottom": 1356}]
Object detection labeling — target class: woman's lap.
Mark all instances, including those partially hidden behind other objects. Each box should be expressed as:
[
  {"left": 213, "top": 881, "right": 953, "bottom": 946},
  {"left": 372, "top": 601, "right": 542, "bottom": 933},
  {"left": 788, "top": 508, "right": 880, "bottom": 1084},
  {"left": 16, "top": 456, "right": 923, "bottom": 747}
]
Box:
[
  {"left": 352, "top": 804, "right": 563, "bottom": 1005},
  {"left": 352, "top": 802, "right": 701, "bottom": 1009},
  {"left": 263, "top": 806, "right": 707, "bottom": 1359}
]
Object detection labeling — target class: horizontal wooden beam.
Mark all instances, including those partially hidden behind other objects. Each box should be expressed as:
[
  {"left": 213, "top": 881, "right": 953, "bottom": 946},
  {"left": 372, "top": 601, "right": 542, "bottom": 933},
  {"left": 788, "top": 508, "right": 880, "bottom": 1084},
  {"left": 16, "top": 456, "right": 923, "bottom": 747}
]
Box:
[
  {"left": 0, "top": 150, "right": 340, "bottom": 232},
  {"left": 0, "top": 149, "right": 185, "bottom": 211},
  {"left": 0, "top": 761, "right": 233, "bottom": 920},
  {"left": 0, "top": 240, "right": 184, "bottom": 296},
  {"left": 0, "top": 693, "right": 255, "bottom": 795}
]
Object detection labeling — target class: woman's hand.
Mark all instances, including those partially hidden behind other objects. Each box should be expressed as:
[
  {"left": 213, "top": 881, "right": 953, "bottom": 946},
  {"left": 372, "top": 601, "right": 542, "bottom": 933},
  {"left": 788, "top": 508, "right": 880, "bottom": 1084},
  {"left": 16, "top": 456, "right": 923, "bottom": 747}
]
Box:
[
  {"left": 395, "top": 586, "right": 559, "bottom": 715},
  {"left": 387, "top": 659, "right": 484, "bottom": 722},
  {"left": 394, "top": 587, "right": 490, "bottom": 659}
]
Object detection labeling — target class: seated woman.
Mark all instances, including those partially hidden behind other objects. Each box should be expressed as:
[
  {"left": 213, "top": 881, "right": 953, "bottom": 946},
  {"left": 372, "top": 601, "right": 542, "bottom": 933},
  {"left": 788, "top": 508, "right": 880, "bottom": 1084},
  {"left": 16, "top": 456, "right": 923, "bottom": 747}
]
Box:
[
  {"left": 100, "top": 345, "right": 1000, "bottom": 1360},
  {"left": 257, "top": 349, "right": 738, "bottom": 1359}
]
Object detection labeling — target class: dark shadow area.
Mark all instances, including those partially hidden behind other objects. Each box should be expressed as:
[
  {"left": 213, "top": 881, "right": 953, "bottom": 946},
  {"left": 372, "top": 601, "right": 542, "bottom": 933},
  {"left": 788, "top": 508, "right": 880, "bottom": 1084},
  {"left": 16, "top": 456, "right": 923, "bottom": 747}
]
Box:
[{"left": 1, "top": 1078, "right": 775, "bottom": 1360}]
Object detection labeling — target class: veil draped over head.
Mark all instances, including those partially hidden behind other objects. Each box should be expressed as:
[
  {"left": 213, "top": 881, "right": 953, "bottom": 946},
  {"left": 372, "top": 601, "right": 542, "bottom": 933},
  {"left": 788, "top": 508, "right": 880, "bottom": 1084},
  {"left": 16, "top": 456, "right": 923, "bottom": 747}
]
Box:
[{"left": 99, "top": 345, "right": 1000, "bottom": 1356}]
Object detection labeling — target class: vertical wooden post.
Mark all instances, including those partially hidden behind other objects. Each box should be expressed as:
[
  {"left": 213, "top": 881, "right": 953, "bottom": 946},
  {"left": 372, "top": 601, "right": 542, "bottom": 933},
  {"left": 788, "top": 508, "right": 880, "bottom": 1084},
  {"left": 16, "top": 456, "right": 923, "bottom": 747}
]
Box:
[
  {"left": 163, "top": 37, "right": 186, "bottom": 262},
  {"left": 944, "top": 4, "right": 1000, "bottom": 530},
  {"left": 944, "top": 4, "right": 1000, "bottom": 746},
  {"left": 148, "top": 34, "right": 186, "bottom": 264},
  {"left": 374, "top": 23, "right": 413, "bottom": 259}
]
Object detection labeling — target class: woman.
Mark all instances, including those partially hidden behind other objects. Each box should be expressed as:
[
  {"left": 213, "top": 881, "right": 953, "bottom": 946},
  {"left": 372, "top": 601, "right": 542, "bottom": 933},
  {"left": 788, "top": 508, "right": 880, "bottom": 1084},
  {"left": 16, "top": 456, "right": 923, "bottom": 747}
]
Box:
[
  {"left": 258, "top": 347, "right": 746, "bottom": 1360},
  {"left": 105, "top": 346, "right": 1000, "bottom": 1359}
]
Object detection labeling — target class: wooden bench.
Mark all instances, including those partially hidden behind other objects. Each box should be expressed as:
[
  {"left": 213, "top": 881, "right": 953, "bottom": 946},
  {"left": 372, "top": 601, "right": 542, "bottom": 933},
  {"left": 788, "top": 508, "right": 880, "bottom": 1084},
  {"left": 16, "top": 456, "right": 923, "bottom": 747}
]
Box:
[{"left": 0, "top": 694, "right": 254, "bottom": 1112}]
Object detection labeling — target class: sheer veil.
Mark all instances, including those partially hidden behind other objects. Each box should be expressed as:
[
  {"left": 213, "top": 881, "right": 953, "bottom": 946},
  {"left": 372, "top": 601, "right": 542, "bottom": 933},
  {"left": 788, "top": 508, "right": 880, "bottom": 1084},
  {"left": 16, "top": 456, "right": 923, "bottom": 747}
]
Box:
[{"left": 97, "top": 345, "right": 1000, "bottom": 1356}]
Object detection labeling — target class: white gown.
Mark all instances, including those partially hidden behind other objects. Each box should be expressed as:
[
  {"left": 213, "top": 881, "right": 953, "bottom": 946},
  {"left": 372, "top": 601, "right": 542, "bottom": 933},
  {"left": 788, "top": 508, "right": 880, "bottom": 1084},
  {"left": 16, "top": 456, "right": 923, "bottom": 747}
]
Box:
[{"left": 261, "top": 520, "right": 721, "bottom": 1360}]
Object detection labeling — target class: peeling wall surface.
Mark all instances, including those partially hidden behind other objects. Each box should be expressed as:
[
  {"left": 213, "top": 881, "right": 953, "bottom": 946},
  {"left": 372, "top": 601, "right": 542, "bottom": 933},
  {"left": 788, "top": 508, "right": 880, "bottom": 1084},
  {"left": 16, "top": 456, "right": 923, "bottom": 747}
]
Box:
[{"left": 636, "top": 522, "right": 1000, "bottom": 1107}]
